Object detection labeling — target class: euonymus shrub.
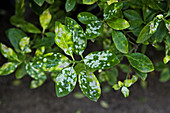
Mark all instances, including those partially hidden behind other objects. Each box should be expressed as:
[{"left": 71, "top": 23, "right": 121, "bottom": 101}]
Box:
[{"left": 0, "top": 0, "right": 170, "bottom": 102}]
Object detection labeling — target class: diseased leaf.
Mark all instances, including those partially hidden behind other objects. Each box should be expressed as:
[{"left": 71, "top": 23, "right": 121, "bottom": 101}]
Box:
[
  {"left": 30, "top": 78, "right": 46, "bottom": 89},
  {"left": 65, "top": 17, "right": 87, "bottom": 55},
  {"left": 0, "top": 62, "right": 19, "bottom": 76},
  {"left": 85, "top": 20, "right": 103, "bottom": 39},
  {"left": 121, "top": 86, "right": 129, "bottom": 98},
  {"left": 77, "top": 12, "right": 98, "bottom": 24},
  {"left": 107, "top": 18, "right": 130, "bottom": 30},
  {"left": 104, "top": 2, "right": 123, "bottom": 20},
  {"left": 19, "top": 37, "right": 31, "bottom": 53},
  {"left": 126, "top": 53, "right": 154, "bottom": 73},
  {"left": 55, "top": 21, "right": 74, "bottom": 56},
  {"left": 78, "top": 70, "right": 101, "bottom": 102},
  {"left": 82, "top": 0, "right": 98, "bottom": 5},
  {"left": 56, "top": 67, "right": 77, "bottom": 97},
  {"left": 65, "top": 0, "right": 76, "bottom": 12},
  {"left": 112, "top": 30, "right": 128, "bottom": 53},
  {"left": 0, "top": 43, "right": 19, "bottom": 61},
  {"left": 39, "top": 8, "right": 52, "bottom": 32},
  {"left": 84, "top": 50, "right": 120, "bottom": 69}
]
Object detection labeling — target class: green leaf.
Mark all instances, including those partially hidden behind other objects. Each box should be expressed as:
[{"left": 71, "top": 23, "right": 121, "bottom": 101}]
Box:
[
  {"left": 165, "top": 19, "right": 170, "bottom": 33},
  {"left": 126, "top": 53, "right": 154, "bottom": 73},
  {"left": 33, "top": 52, "right": 70, "bottom": 72},
  {"left": 112, "top": 84, "right": 120, "bottom": 90},
  {"left": 6, "top": 28, "right": 27, "bottom": 52},
  {"left": 55, "top": 21, "right": 74, "bottom": 56},
  {"left": 107, "top": 0, "right": 118, "bottom": 5},
  {"left": 136, "top": 23, "right": 153, "bottom": 43},
  {"left": 133, "top": 68, "right": 147, "bottom": 80},
  {"left": 85, "top": 20, "right": 103, "bottom": 39},
  {"left": 15, "top": 0, "right": 25, "bottom": 17},
  {"left": 19, "top": 37, "right": 31, "bottom": 53},
  {"left": 39, "top": 8, "right": 52, "bottom": 32},
  {"left": 83, "top": 50, "right": 120, "bottom": 70},
  {"left": 164, "top": 36, "right": 170, "bottom": 64},
  {"left": 65, "top": 0, "right": 76, "bottom": 12},
  {"left": 131, "top": 75, "right": 138, "bottom": 83},
  {"left": 124, "top": 79, "right": 133, "bottom": 87},
  {"left": 10, "top": 16, "right": 41, "bottom": 33},
  {"left": 121, "top": 86, "right": 129, "bottom": 98},
  {"left": 105, "top": 67, "right": 118, "bottom": 85},
  {"left": 77, "top": 12, "right": 98, "bottom": 24},
  {"left": 55, "top": 67, "right": 77, "bottom": 97},
  {"left": 160, "top": 68, "right": 170, "bottom": 82},
  {"left": 65, "top": 17, "right": 87, "bottom": 55},
  {"left": 78, "top": 70, "right": 101, "bottom": 102},
  {"left": 15, "top": 63, "right": 27, "bottom": 79},
  {"left": 74, "top": 63, "right": 86, "bottom": 75},
  {"left": 33, "top": 0, "right": 45, "bottom": 6},
  {"left": 0, "top": 62, "right": 19, "bottom": 76},
  {"left": 107, "top": 18, "right": 130, "bottom": 30},
  {"left": 0, "top": 43, "right": 19, "bottom": 61},
  {"left": 82, "top": 0, "right": 98, "bottom": 5},
  {"left": 104, "top": 2, "right": 123, "bottom": 20},
  {"left": 45, "top": 0, "right": 54, "bottom": 4},
  {"left": 30, "top": 78, "right": 46, "bottom": 89},
  {"left": 118, "top": 64, "right": 132, "bottom": 73},
  {"left": 112, "top": 30, "right": 128, "bottom": 53},
  {"left": 26, "top": 62, "right": 46, "bottom": 80}
]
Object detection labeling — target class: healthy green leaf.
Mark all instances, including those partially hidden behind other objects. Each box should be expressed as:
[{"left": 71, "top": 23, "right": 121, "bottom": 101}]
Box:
[
  {"left": 82, "top": 0, "right": 98, "bottom": 5},
  {"left": 45, "top": 0, "right": 54, "bottom": 4},
  {"left": 133, "top": 68, "right": 147, "bottom": 80},
  {"left": 74, "top": 63, "right": 86, "bottom": 75},
  {"left": 65, "top": 17, "right": 87, "bottom": 55},
  {"left": 39, "top": 8, "right": 52, "bottom": 32},
  {"left": 107, "top": 0, "right": 118, "bottom": 5},
  {"left": 124, "top": 79, "right": 133, "bottom": 87},
  {"left": 104, "top": 2, "right": 123, "bottom": 20},
  {"left": 83, "top": 50, "right": 120, "bottom": 69},
  {"left": 121, "top": 86, "right": 129, "bottom": 98},
  {"left": 77, "top": 12, "right": 98, "bottom": 24},
  {"left": 56, "top": 67, "right": 77, "bottom": 97},
  {"left": 160, "top": 68, "right": 170, "bottom": 82},
  {"left": 15, "top": 63, "right": 27, "bottom": 79},
  {"left": 126, "top": 53, "right": 154, "bottom": 73},
  {"left": 6, "top": 28, "right": 27, "bottom": 52},
  {"left": 78, "top": 70, "right": 101, "bottom": 102},
  {"left": 19, "top": 37, "right": 31, "bottom": 53},
  {"left": 112, "top": 30, "right": 128, "bottom": 53},
  {"left": 33, "top": 52, "right": 70, "bottom": 72},
  {"left": 65, "top": 0, "right": 76, "bottom": 12},
  {"left": 131, "top": 75, "right": 138, "bottom": 83},
  {"left": 112, "top": 84, "right": 120, "bottom": 90},
  {"left": 85, "top": 20, "right": 103, "bottom": 39},
  {"left": 55, "top": 21, "right": 74, "bottom": 56},
  {"left": 0, "top": 62, "right": 19, "bottom": 76},
  {"left": 0, "top": 43, "right": 19, "bottom": 61},
  {"left": 107, "top": 18, "right": 130, "bottom": 30},
  {"left": 33, "top": 0, "right": 45, "bottom": 6},
  {"left": 105, "top": 67, "right": 118, "bottom": 85}
]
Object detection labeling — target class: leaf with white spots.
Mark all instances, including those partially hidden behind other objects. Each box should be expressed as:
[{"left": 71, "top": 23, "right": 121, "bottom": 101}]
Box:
[
  {"left": 55, "top": 21, "right": 74, "bottom": 56},
  {"left": 107, "top": 18, "right": 130, "bottom": 30},
  {"left": 65, "top": 0, "right": 76, "bottom": 12},
  {"left": 83, "top": 50, "right": 120, "bottom": 70},
  {"left": 78, "top": 70, "right": 101, "bottom": 102},
  {"left": 112, "top": 30, "right": 128, "bottom": 53},
  {"left": 85, "top": 20, "right": 103, "bottom": 39},
  {"left": 55, "top": 67, "right": 77, "bottom": 97},
  {"left": 33, "top": 52, "right": 70, "bottom": 72},
  {"left": 0, "top": 62, "right": 19, "bottom": 76},
  {"left": 82, "top": 0, "right": 98, "bottom": 5},
  {"left": 77, "top": 12, "right": 98, "bottom": 24},
  {"left": 19, "top": 37, "right": 31, "bottom": 53},
  {"left": 30, "top": 78, "right": 46, "bottom": 89},
  {"left": 104, "top": 2, "right": 123, "bottom": 20},
  {"left": 0, "top": 43, "right": 20, "bottom": 61},
  {"left": 65, "top": 17, "right": 87, "bottom": 55},
  {"left": 26, "top": 62, "right": 47, "bottom": 80}
]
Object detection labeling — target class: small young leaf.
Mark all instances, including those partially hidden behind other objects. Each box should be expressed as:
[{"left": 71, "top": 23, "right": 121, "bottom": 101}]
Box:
[
  {"left": 104, "top": 2, "right": 123, "bottom": 20},
  {"left": 112, "top": 84, "right": 120, "bottom": 90},
  {"left": 77, "top": 12, "right": 98, "bottom": 24},
  {"left": 65, "top": 0, "right": 76, "bottom": 12},
  {"left": 85, "top": 20, "right": 103, "bottom": 39},
  {"left": 131, "top": 75, "right": 138, "bottom": 83},
  {"left": 126, "top": 53, "right": 154, "bottom": 73},
  {"left": 74, "top": 63, "right": 86, "bottom": 75},
  {"left": 0, "top": 43, "right": 19, "bottom": 61},
  {"left": 19, "top": 37, "right": 31, "bottom": 53},
  {"left": 55, "top": 21, "right": 74, "bottom": 56},
  {"left": 121, "top": 86, "right": 129, "bottom": 98},
  {"left": 112, "top": 30, "right": 128, "bottom": 53},
  {"left": 65, "top": 17, "right": 87, "bottom": 55},
  {"left": 78, "top": 70, "right": 101, "bottom": 102},
  {"left": 39, "top": 8, "right": 52, "bottom": 32},
  {"left": 83, "top": 50, "right": 120, "bottom": 69},
  {"left": 33, "top": 0, "right": 45, "bottom": 6},
  {"left": 124, "top": 79, "right": 133, "bottom": 87},
  {"left": 82, "top": 0, "right": 98, "bottom": 5},
  {"left": 56, "top": 67, "right": 77, "bottom": 97},
  {"left": 0, "top": 62, "right": 19, "bottom": 76},
  {"left": 15, "top": 63, "right": 27, "bottom": 79},
  {"left": 107, "top": 18, "right": 130, "bottom": 30}
]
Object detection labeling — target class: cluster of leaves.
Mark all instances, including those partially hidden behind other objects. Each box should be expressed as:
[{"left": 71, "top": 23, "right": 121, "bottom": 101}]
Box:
[{"left": 0, "top": 0, "right": 170, "bottom": 101}]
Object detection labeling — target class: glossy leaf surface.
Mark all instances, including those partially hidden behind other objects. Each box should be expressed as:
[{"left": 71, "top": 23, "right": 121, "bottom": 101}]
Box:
[
  {"left": 126, "top": 53, "right": 154, "bottom": 73},
  {"left": 19, "top": 37, "right": 31, "bottom": 53},
  {"left": 56, "top": 67, "right": 77, "bottom": 97},
  {"left": 79, "top": 70, "right": 101, "bottom": 102},
  {"left": 133, "top": 68, "right": 147, "bottom": 81},
  {"left": 55, "top": 21, "right": 74, "bottom": 56},
  {"left": 65, "top": 0, "right": 76, "bottom": 12},
  {"left": 77, "top": 12, "right": 98, "bottom": 24},
  {"left": 121, "top": 86, "right": 129, "bottom": 98},
  {"left": 112, "top": 30, "right": 128, "bottom": 53},
  {"left": 82, "top": 0, "right": 98, "bottom": 5},
  {"left": 0, "top": 62, "right": 19, "bottom": 76},
  {"left": 15, "top": 63, "right": 27, "bottom": 79},
  {"left": 84, "top": 50, "right": 120, "bottom": 69}
]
